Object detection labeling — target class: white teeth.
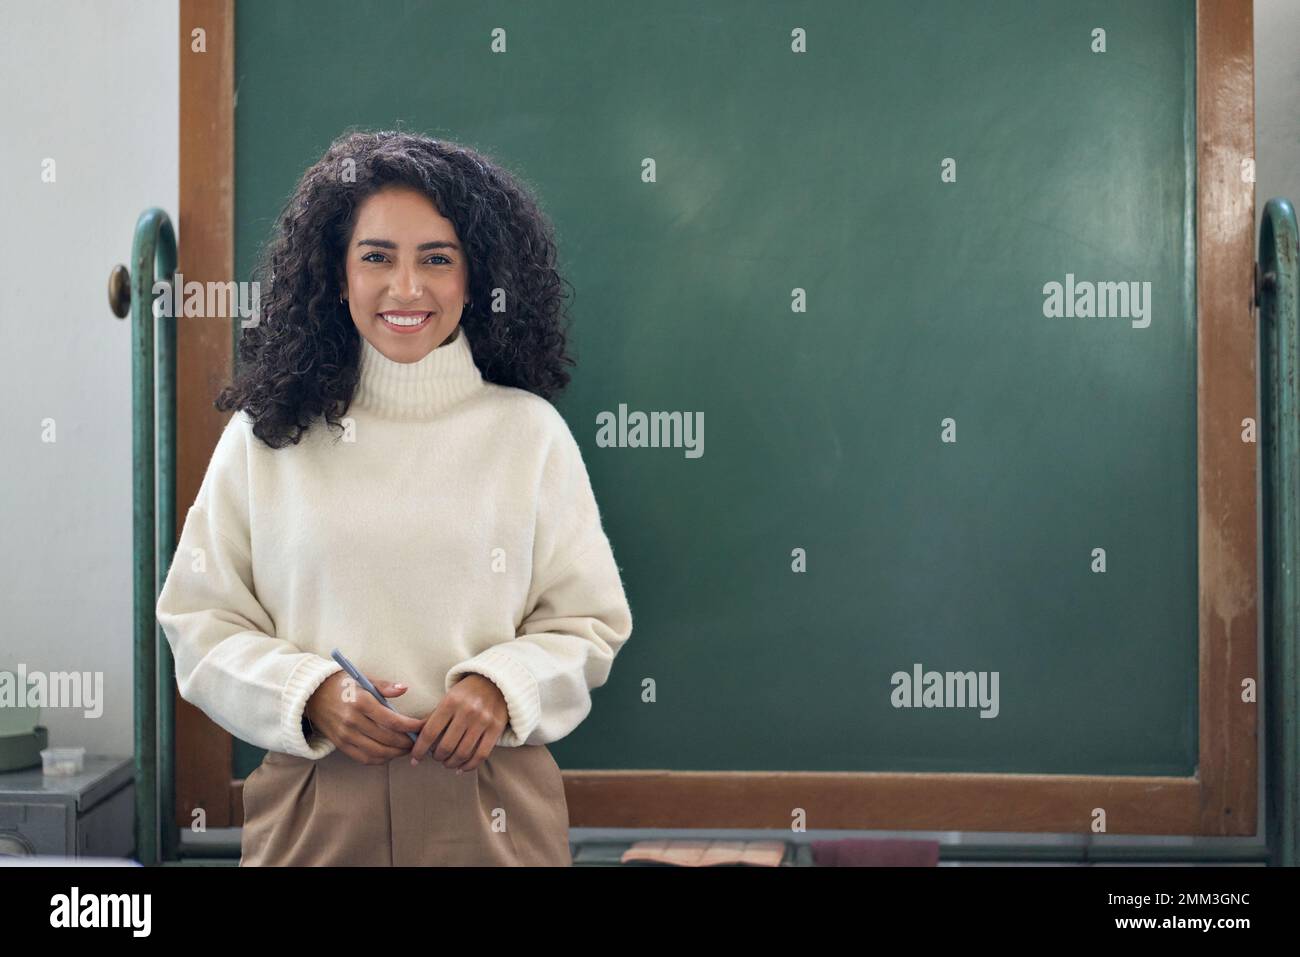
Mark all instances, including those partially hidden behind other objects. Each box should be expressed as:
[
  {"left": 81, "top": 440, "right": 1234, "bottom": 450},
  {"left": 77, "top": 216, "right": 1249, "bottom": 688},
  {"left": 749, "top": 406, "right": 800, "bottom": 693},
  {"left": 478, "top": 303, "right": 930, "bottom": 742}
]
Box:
[{"left": 381, "top": 313, "right": 429, "bottom": 326}]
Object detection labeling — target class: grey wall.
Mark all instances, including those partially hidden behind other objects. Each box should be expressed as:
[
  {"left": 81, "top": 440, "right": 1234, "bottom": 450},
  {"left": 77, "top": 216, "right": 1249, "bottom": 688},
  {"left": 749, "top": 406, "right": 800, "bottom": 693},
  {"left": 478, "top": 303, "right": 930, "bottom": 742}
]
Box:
[{"left": 0, "top": 0, "right": 177, "bottom": 760}]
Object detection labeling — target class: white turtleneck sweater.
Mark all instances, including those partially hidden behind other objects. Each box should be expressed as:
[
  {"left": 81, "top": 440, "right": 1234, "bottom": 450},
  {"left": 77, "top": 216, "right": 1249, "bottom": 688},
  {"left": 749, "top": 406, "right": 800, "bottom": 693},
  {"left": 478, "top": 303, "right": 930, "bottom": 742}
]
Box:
[{"left": 155, "top": 326, "right": 633, "bottom": 760}]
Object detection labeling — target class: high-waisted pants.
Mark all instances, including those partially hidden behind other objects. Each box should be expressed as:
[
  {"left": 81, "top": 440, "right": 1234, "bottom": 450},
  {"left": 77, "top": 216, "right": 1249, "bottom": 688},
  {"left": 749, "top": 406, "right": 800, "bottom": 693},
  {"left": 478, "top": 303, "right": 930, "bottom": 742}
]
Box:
[{"left": 238, "top": 742, "right": 572, "bottom": 866}]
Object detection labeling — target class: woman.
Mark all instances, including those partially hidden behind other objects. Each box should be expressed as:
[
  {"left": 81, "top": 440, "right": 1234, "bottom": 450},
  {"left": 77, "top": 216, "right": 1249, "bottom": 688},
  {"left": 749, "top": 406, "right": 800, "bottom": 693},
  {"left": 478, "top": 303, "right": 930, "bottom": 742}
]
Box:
[{"left": 155, "top": 130, "right": 634, "bottom": 866}]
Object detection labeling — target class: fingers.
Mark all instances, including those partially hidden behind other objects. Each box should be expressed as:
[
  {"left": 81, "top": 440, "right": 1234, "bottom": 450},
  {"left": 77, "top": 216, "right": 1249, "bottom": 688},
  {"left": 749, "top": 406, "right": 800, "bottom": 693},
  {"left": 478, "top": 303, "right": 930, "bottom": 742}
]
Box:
[
  {"left": 371, "top": 678, "right": 407, "bottom": 698},
  {"left": 410, "top": 709, "right": 453, "bottom": 765},
  {"left": 442, "top": 725, "right": 489, "bottom": 771},
  {"left": 431, "top": 719, "right": 470, "bottom": 765},
  {"left": 456, "top": 731, "right": 499, "bottom": 773},
  {"left": 354, "top": 706, "right": 419, "bottom": 751},
  {"left": 355, "top": 688, "right": 424, "bottom": 746},
  {"left": 338, "top": 722, "right": 495, "bottom": 770}
]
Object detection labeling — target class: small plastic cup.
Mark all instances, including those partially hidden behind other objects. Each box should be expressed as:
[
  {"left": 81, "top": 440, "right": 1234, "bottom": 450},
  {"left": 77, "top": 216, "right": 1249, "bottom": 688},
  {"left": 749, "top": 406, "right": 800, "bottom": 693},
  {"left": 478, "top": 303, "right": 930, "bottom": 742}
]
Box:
[{"left": 40, "top": 747, "right": 85, "bottom": 776}]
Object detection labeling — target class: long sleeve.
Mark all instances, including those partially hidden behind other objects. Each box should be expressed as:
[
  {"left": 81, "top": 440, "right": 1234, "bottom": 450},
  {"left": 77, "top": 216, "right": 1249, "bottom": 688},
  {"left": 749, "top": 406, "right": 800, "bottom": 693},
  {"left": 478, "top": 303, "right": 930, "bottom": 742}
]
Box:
[
  {"left": 445, "top": 412, "right": 633, "bottom": 746},
  {"left": 155, "top": 414, "right": 342, "bottom": 759}
]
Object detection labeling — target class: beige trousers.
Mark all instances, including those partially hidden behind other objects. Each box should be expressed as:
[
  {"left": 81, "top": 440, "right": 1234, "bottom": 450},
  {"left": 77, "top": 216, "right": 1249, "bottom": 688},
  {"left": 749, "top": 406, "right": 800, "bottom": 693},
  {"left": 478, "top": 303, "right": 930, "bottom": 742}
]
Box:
[{"left": 239, "top": 742, "right": 572, "bottom": 866}]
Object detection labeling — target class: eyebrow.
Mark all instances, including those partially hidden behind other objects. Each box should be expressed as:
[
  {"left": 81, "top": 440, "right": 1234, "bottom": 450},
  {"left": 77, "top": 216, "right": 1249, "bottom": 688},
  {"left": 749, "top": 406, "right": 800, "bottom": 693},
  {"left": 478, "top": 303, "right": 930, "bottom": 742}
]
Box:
[{"left": 356, "top": 239, "right": 460, "bottom": 251}]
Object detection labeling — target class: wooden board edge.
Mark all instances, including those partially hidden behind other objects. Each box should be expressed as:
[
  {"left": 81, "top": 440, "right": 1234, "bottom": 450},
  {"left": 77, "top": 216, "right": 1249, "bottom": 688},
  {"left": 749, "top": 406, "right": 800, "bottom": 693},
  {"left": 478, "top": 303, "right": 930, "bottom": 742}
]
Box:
[
  {"left": 1195, "top": 0, "right": 1258, "bottom": 837},
  {"left": 177, "top": 0, "right": 237, "bottom": 829}
]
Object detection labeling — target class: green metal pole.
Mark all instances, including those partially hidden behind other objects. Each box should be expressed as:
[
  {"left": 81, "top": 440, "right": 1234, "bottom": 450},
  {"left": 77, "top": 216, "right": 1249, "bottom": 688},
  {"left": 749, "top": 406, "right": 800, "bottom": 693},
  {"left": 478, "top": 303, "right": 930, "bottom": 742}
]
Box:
[
  {"left": 1259, "top": 197, "right": 1299, "bottom": 868},
  {"left": 156, "top": 242, "right": 178, "bottom": 864},
  {"left": 130, "top": 208, "right": 176, "bottom": 866}
]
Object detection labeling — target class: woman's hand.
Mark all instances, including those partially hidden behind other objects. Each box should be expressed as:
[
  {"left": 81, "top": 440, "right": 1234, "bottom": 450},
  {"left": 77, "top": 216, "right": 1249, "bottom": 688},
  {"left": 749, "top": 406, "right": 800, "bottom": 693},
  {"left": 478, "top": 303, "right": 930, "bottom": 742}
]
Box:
[
  {"left": 410, "top": 674, "right": 509, "bottom": 773},
  {"left": 304, "top": 671, "right": 426, "bottom": 766}
]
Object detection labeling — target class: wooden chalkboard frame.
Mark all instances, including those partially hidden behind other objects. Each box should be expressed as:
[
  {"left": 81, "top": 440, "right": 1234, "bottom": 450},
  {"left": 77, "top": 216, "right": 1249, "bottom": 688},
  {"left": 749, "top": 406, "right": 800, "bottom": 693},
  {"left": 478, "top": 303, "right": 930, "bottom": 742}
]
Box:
[{"left": 176, "top": 0, "right": 1256, "bottom": 836}]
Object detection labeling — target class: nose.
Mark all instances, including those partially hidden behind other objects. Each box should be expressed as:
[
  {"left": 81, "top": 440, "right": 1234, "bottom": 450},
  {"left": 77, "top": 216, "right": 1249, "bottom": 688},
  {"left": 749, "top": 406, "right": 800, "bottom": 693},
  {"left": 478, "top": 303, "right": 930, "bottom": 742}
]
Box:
[{"left": 389, "top": 263, "right": 423, "bottom": 302}]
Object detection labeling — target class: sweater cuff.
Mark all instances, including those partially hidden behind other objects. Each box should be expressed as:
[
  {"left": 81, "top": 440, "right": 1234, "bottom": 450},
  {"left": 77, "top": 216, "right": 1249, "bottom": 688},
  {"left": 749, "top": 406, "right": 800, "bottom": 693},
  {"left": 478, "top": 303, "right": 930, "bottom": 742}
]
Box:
[
  {"left": 445, "top": 646, "right": 541, "bottom": 748},
  {"left": 281, "top": 655, "right": 343, "bottom": 759}
]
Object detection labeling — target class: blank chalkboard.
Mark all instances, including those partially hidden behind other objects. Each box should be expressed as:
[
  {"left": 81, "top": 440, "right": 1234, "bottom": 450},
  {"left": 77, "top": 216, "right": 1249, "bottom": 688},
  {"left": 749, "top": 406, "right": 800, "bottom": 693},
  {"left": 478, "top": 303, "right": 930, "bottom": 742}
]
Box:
[{"left": 231, "top": 0, "right": 1198, "bottom": 780}]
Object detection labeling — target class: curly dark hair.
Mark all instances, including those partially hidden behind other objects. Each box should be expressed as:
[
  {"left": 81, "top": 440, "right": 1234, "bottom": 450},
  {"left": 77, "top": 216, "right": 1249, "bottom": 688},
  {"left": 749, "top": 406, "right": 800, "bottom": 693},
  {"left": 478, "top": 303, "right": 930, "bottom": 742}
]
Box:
[{"left": 215, "top": 129, "right": 576, "bottom": 448}]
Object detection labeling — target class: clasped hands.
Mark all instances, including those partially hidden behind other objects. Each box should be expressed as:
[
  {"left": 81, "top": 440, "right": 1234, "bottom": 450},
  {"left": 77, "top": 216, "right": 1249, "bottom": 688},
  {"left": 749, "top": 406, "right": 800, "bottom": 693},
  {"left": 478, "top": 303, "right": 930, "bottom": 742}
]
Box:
[{"left": 304, "top": 670, "right": 509, "bottom": 772}]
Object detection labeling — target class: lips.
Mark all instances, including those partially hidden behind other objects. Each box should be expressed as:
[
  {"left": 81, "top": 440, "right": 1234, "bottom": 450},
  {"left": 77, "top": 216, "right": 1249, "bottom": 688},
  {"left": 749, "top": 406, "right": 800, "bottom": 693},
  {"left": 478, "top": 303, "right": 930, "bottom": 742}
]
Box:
[{"left": 378, "top": 312, "right": 432, "bottom": 333}]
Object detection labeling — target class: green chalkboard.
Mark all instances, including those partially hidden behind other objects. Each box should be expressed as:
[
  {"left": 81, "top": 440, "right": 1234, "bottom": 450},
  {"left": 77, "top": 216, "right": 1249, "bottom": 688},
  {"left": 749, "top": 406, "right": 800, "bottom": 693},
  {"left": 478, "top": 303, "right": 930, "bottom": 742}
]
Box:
[{"left": 232, "top": 0, "right": 1198, "bottom": 779}]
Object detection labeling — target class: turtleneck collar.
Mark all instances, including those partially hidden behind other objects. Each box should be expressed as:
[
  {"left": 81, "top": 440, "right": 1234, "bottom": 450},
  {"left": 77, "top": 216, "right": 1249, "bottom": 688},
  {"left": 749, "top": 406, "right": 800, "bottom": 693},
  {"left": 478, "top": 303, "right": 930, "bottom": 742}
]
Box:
[{"left": 352, "top": 326, "right": 485, "bottom": 420}]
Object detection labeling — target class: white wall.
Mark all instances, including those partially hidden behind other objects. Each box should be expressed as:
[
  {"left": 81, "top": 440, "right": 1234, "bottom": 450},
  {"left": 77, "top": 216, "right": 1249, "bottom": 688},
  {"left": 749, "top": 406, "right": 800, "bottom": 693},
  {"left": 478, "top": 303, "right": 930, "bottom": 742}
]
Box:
[
  {"left": 0, "top": 0, "right": 178, "bottom": 759},
  {"left": 1255, "top": 0, "right": 1300, "bottom": 241}
]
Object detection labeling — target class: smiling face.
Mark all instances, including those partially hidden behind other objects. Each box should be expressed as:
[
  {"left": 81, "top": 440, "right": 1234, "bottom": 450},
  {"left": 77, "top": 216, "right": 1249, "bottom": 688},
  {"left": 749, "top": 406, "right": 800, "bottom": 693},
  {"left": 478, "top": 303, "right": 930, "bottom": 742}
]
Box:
[{"left": 341, "top": 186, "right": 470, "bottom": 363}]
